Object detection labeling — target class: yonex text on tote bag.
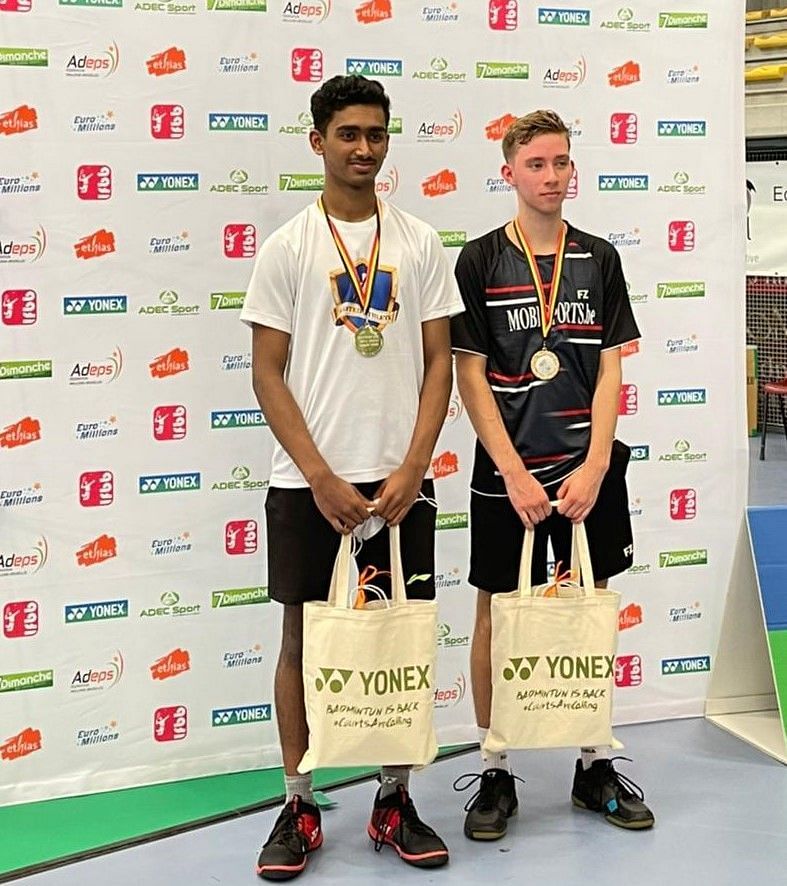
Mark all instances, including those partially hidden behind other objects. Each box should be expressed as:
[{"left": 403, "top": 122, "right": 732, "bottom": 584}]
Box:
[{"left": 298, "top": 525, "right": 438, "bottom": 772}]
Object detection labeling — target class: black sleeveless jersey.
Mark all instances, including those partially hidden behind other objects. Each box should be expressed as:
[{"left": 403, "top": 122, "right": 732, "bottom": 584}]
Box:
[{"left": 451, "top": 223, "right": 640, "bottom": 493}]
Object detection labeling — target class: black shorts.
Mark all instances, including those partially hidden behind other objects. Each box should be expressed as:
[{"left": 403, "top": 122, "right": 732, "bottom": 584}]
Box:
[
  {"left": 265, "top": 480, "right": 436, "bottom": 605},
  {"left": 469, "top": 440, "right": 634, "bottom": 593}
]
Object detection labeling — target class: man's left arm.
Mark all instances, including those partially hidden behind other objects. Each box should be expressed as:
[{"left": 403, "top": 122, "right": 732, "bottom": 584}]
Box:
[
  {"left": 556, "top": 347, "right": 621, "bottom": 523},
  {"left": 374, "top": 317, "right": 452, "bottom": 525}
]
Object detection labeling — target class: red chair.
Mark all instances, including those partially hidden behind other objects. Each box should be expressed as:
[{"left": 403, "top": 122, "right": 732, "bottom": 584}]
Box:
[{"left": 759, "top": 377, "right": 787, "bottom": 460}]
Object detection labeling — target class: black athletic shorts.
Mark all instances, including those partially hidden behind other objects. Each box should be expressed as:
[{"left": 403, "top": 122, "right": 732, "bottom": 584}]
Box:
[
  {"left": 469, "top": 440, "right": 634, "bottom": 592},
  {"left": 265, "top": 479, "right": 436, "bottom": 605}
]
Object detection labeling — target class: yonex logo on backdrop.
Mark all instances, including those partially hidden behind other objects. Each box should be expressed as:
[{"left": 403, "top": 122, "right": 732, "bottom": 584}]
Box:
[
  {"left": 65, "top": 600, "right": 129, "bottom": 623},
  {"left": 538, "top": 7, "right": 590, "bottom": 25},
  {"left": 138, "top": 472, "right": 201, "bottom": 494},
  {"left": 657, "top": 388, "right": 706, "bottom": 406},
  {"left": 211, "top": 410, "right": 266, "bottom": 428},
  {"left": 657, "top": 120, "right": 706, "bottom": 137},
  {"left": 64, "top": 295, "right": 127, "bottom": 315},
  {"left": 137, "top": 173, "right": 199, "bottom": 191},
  {"left": 598, "top": 175, "right": 648, "bottom": 191},
  {"left": 212, "top": 705, "right": 271, "bottom": 726},
  {"left": 345, "top": 58, "right": 402, "bottom": 77},
  {"left": 661, "top": 656, "right": 710, "bottom": 674},
  {"left": 629, "top": 445, "right": 650, "bottom": 461},
  {"left": 208, "top": 113, "right": 268, "bottom": 131}
]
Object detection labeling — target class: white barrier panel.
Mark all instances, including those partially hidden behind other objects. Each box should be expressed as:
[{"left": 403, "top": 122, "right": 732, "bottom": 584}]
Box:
[{"left": 0, "top": 0, "right": 746, "bottom": 803}]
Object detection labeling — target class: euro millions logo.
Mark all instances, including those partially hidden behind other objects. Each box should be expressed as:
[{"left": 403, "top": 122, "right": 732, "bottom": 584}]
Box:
[
  {"left": 488, "top": 0, "right": 517, "bottom": 30},
  {"left": 668, "top": 220, "right": 695, "bottom": 252},
  {"left": 669, "top": 488, "right": 697, "bottom": 520},
  {"left": 79, "top": 470, "right": 114, "bottom": 507},
  {"left": 291, "top": 48, "right": 323, "bottom": 82},
  {"left": 77, "top": 165, "right": 112, "bottom": 200},
  {"left": 502, "top": 657, "right": 539, "bottom": 681},
  {"left": 315, "top": 668, "right": 353, "bottom": 692},
  {"left": 615, "top": 654, "right": 643, "bottom": 687},
  {"left": 150, "top": 104, "right": 184, "bottom": 140},
  {"left": 610, "top": 113, "right": 637, "bottom": 144},
  {"left": 2, "top": 289, "right": 37, "bottom": 325},
  {"left": 618, "top": 383, "right": 638, "bottom": 415},
  {"left": 224, "top": 224, "right": 256, "bottom": 258},
  {"left": 153, "top": 405, "right": 187, "bottom": 440},
  {"left": 225, "top": 519, "right": 258, "bottom": 555},
  {"left": 153, "top": 705, "right": 188, "bottom": 742},
  {"left": 3, "top": 601, "right": 39, "bottom": 638}
]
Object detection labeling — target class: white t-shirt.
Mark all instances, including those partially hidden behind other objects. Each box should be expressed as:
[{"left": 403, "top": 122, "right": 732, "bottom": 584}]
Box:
[{"left": 241, "top": 200, "right": 464, "bottom": 488}]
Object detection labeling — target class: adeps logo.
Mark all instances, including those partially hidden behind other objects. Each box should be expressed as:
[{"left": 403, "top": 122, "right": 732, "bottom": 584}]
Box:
[{"left": 417, "top": 110, "right": 462, "bottom": 143}]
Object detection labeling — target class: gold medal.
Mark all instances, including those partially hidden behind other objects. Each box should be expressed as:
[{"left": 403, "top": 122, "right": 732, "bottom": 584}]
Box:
[
  {"left": 354, "top": 324, "right": 383, "bottom": 357},
  {"left": 530, "top": 348, "right": 560, "bottom": 380}
]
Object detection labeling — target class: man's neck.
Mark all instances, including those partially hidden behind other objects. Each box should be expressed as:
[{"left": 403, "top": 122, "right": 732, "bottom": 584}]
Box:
[
  {"left": 511, "top": 206, "right": 565, "bottom": 254},
  {"left": 321, "top": 182, "right": 377, "bottom": 222}
]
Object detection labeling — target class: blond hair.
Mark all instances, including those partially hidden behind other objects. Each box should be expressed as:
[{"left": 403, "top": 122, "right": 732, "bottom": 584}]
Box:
[{"left": 502, "top": 110, "right": 571, "bottom": 162}]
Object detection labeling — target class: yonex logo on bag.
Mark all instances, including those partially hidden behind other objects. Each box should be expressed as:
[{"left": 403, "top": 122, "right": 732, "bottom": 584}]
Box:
[
  {"left": 316, "top": 666, "right": 431, "bottom": 695},
  {"left": 315, "top": 668, "right": 354, "bottom": 693},
  {"left": 503, "top": 656, "right": 540, "bottom": 680},
  {"left": 504, "top": 655, "right": 614, "bottom": 680}
]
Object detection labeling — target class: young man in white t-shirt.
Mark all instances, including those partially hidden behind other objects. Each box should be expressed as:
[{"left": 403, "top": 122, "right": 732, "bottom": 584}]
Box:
[{"left": 240, "top": 75, "right": 464, "bottom": 880}]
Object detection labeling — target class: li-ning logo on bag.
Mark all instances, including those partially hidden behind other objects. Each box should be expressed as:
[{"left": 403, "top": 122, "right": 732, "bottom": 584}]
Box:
[{"left": 503, "top": 655, "right": 614, "bottom": 681}]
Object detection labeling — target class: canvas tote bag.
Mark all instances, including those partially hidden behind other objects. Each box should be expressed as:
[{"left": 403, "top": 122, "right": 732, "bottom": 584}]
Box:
[
  {"left": 484, "top": 518, "right": 620, "bottom": 752},
  {"left": 298, "top": 525, "right": 438, "bottom": 772}
]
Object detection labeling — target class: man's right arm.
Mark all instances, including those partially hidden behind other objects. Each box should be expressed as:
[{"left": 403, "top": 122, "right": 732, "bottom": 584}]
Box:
[
  {"left": 251, "top": 324, "right": 372, "bottom": 533},
  {"left": 454, "top": 352, "right": 551, "bottom": 529}
]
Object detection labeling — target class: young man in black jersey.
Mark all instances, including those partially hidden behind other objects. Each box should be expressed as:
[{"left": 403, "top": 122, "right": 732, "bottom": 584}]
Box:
[{"left": 450, "top": 110, "right": 654, "bottom": 839}]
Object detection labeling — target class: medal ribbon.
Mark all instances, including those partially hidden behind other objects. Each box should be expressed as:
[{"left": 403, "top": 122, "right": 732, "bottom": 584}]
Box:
[
  {"left": 319, "top": 196, "right": 381, "bottom": 320},
  {"left": 512, "top": 217, "right": 567, "bottom": 342}
]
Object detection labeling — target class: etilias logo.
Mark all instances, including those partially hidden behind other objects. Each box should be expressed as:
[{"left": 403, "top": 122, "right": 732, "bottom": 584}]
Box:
[
  {"left": 224, "top": 224, "right": 256, "bottom": 258},
  {"left": 670, "top": 488, "right": 697, "bottom": 520},
  {"left": 432, "top": 451, "right": 459, "bottom": 479},
  {"left": 485, "top": 113, "right": 517, "bottom": 141},
  {"left": 0, "top": 104, "right": 37, "bottom": 135},
  {"left": 75, "top": 534, "right": 117, "bottom": 567},
  {"left": 355, "top": 0, "right": 391, "bottom": 23},
  {"left": 1, "top": 0, "right": 33, "bottom": 11},
  {"left": 2, "top": 289, "right": 37, "bottom": 325},
  {"left": 153, "top": 405, "right": 187, "bottom": 440},
  {"left": 668, "top": 220, "right": 696, "bottom": 251},
  {"left": 608, "top": 60, "right": 640, "bottom": 87},
  {"left": 619, "top": 603, "right": 643, "bottom": 631},
  {"left": 150, "top": 104, "right": 184, "bottom": 139},
  {"left": 291, "top": 48, "right": 322, "bottom": 82},
  {"left": 0, "top": 727, "right": 42, "bottom": 762},
  {"left": 154, "top": 705, "right": 187, "bottom": 742},
  {"left": 149, "top": 348, "right": 189, "bottom": 379},
  {"left": 225, "top": 519, "right": 258, "bottom": 555},
  {"left": 147, "top": 47, "right": 186, "bottom": 77},
  {"left": 615, "top": 654, "right": 643, "bottom": 687},
  {"left": 488, "top": 0, "right": 517, "bottom": 30},
  {"left": 610, "top": 112, "right": 637, "bottom": 143},
  {"left": 74, "top": 229, "right": 115, "bottom": 260},
  {"left": 421, "top": 169, "right": 456, "bottom": 197},
  {"left": 0, "top": 227, "right": 46, "bottom": 263},
  {"left": 77, "top": 165, "right": 112, "bottom": 201},
  {"left": 150, "top": 648, "right": 190, "bottom": 680},
  {"left": 1, "top": 417, "right": 40, "bottom": 449},
  {"left": 618, "top": 383, "right": 638, "bottom": 415},
  {"left": 3, "top": 601, "right": 39, "bottom": 638},
  {"left": 79, "top": 471, "right": 114, "bottom": 507}
]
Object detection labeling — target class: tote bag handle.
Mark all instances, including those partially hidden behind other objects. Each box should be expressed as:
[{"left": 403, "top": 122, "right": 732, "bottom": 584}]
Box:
[{"left": 327, "top": 524, "right": 407, "bottom": 609}]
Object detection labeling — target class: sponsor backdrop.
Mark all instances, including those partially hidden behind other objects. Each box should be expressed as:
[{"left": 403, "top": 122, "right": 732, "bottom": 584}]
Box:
[
  {"left": 1, "top": 0, "right": 745, "bottom": 804},
  {"left": 746, "top": 160, "right": 787, "bottom": 277}
]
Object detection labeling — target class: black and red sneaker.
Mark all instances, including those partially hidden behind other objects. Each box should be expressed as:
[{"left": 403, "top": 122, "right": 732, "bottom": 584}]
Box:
[
  {"left": 256, "top": 796, "right": 323, "bottom": 881},
  {"left": 367, "top": 785, "right": 449, "bottom": 868}
]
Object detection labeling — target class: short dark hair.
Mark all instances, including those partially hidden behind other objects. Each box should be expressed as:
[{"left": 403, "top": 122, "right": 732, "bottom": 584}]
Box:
[{"left": 310, "top": 75, "right": 391, "bottom": 134}]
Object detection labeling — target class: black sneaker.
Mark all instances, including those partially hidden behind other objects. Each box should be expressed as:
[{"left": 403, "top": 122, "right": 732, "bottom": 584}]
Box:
[
  {"left": 256, "top": 796, "right": 323, "bottom": 881},
  {"left": 453, "top": 769, "right": 521, "bottom": 840},
  {"left": 571, "top": 757, "right": 655, "bottom": 830},
  {"left": 367, "top": 785, "right": 449, "bottom": 868}
]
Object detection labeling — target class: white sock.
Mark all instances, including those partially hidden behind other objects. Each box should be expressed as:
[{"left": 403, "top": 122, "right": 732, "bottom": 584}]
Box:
[
  {"left": 380, "top": 766, "right": 410, "bottom": 798},
  {"left": 284, "top": 773, "right": 314, "bottom": 803},
  {"left": 580, "top": 747, "right": 610, "bottom": 770},
  {"left": 479, "top": 727, "right": 510, "bottom": 772}
]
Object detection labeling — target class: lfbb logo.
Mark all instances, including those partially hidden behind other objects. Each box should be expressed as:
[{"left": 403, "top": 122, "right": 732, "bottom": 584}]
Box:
[
  {"left": 346, "top": 58, "right": 402, "bottom": 77},
  {"left": 543, "top": 56, "right": 586, "bottom": 88},
  {"left": 147, "top": 47, "right": 186, "bottom": 77},
  {"left": 79, "top": 471, "right": 114, "bottom": 507},
  {"left": 2, "top": 290, "right": 37, "bottom": 325},
  {"left": 77, "top": 165, "right": 112, "bottom": 200},
  {"left": 154, "top": 705, "right": 188, "bottom": 742},
  {"left": 224, "top": 224, "right": 256, "bottom": 258},
  {"left": 3, "top": 601, "right": 39, "bottom": 638},
  {"left": 662, "top": 656, "right": 711, "bottom": 675},
  {"left": 225, "top": 520, "right": 258, "bottom": 555},
  {"left": 75, "top": 534, "right": 117, "bottom": 567},
  {"left": 0, "top": 227, "right": 46, "bottom": 263},
  {"left": 670, "top": 488, "right": 697, "bottom": 520},
  {"left": 566, "top": 167, "right": 579, "bottom": 199},
  {"left": 291, "top": 48, "right": 322, "bottom": 82},
  {"left": 432, "top": 451, "right": 459, "bottom": 479},
  {"left": 608, "top": 60, "right": 640, "bottom": 87},
  {"left": 669, "top": 220, "right": 696, "bottom": 252},
  {"left": 488, "top": 0, "right": 517, "bottom": 30},
  {"left": 138, "top": 472, "right": 201, "bottom": 494},
  {"left": 421, "top": 169, "right": 457, "bottom": 197},
  {"left": 610, "top": 113, "right": 637, "bottom": 144},
  {"left": 69, "top": 348, "right": 123, "bottom": 385},
  {"left": 283, "top": 1, "right": 331, "bottom": 22},
  {"left": 65, "top": 42, "right": 119, "bottom": 77},
  {"left": 619, "top": 384, "right": 638, "bottom": 415},
  {"left": 153, "top": 405, "right": 187, "bottom": 440},
  {"left": 355, "top": 0, "right": 391, "bottom": 23},
  {"left": 615, "top": 654, "right": 643, "bottom": 687},
  {"left": 485, "top": 113, "right": 517, "bottom": 142},
  {"left": 212, "top": 704, "right": 271, "bottom": 726},
  {"left": 149, "top": 348, "right": 189, "bottom": 379},
  {"left": 150, "top": 104, "right": 184, "bottom": 139},
  {"left": 64, "top": 599, "right": 128, "bottom": 623},
  {"left": 538, "top": 7, "right": 590, "bottom": 26}
]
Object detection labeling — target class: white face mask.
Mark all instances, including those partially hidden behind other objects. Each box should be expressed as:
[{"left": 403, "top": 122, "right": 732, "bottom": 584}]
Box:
[{"left": 352, "top": 513, "right": 386, "bottom": 541}]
